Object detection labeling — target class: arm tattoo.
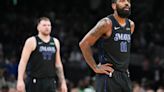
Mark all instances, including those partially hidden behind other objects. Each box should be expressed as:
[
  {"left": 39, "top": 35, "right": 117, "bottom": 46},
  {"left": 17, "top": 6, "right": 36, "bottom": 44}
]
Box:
[
  {"left": 90, "top": 26, "right": 103, "bottom": 37},
  {"left": 90, "top": 19, "right": 108, "bottom": 37},
  {"left": 56, "top": 65, "right": 65, "bottom": 85}
]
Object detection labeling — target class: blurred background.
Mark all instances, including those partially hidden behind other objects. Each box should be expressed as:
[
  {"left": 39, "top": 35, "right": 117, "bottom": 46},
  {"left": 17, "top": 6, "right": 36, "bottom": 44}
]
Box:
[{"left": 0, "top": 0, "right": 164, "bottom": 92}]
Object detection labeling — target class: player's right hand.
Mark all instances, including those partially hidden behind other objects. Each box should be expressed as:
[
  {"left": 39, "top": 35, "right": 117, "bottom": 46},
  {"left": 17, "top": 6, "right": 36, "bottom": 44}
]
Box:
[
  {"left": 17, "top": 80, "right": 25, "bottom": 92},
  {"left": 94, "top": 63, "right": 114, "bottom": 75}
]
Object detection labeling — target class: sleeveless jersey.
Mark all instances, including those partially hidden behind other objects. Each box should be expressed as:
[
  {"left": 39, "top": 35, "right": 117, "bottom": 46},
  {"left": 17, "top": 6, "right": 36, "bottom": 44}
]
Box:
[
  {"left": 98, "top": 15, "right": 131, "bottom": 72},
  {"left": 28, "top": 36, "right": 57, "bottom": 78}
]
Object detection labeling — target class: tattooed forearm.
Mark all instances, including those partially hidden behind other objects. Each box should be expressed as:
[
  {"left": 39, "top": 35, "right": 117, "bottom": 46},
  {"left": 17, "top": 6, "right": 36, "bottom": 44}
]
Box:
[{"left": 56, "top": 65, "right": 65, "bottom": 85}]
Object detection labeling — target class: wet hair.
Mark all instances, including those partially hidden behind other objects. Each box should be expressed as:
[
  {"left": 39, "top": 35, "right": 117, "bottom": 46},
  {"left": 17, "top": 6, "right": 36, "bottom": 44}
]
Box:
[{"left": 36, "top": 17, "right": 50, "bottom": 26}]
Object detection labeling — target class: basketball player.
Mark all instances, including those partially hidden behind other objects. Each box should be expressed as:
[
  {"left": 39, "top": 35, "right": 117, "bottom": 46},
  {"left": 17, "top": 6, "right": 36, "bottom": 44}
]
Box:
[
  {"left": 79, "top": 0, "right": 134, "bottom": 92},
  {"left": 16, "top": 17, "right": 67, "bottom": 92}
]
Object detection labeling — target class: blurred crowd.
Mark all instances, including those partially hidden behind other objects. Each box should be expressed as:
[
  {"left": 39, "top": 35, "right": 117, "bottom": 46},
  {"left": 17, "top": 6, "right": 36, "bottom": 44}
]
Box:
[{"left": 0, "top": 0, "right": 164, "bottom": 92}]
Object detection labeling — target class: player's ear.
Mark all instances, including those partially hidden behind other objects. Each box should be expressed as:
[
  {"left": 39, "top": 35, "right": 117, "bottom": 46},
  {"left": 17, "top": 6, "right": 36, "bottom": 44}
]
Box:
[
  {"left": 112, "top": 3, "right": 116, "bottom": 10},
  {"left": 37, "top": 25, "right": 39, "bottom": 31}
]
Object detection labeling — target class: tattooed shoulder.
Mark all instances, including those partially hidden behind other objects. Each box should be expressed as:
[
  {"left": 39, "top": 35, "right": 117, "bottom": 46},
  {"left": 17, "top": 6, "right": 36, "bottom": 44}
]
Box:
[{"left": 90, "top": 18, "right": 111, "bottom": 37}]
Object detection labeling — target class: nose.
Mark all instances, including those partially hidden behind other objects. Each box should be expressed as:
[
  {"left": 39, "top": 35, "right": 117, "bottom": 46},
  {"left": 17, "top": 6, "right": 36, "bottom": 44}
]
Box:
[
  {"left": 125, "top": 1, "right": 130, "bottom": 7},
  {"left": 125, "top": 3, "right": 130, "bottom": 7}
]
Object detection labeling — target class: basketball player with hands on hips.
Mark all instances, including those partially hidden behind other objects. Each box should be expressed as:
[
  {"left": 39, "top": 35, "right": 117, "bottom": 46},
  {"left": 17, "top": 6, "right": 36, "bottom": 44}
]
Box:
[{"left": 79, "top": 0, "right": 135, "bottom": 92}]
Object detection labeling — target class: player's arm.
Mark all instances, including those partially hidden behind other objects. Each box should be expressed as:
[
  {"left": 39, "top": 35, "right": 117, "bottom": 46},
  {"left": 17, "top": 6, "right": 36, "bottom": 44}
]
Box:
[
  {"left": 17, "top": 37, "right": 36, "bottom": 92},
  {"left": 129, "top": 20, "right": 135, "bottom": 34},
  {"left": 79, "top": 18, "right": 114, "bottom": 75},
  {"left": 54, "top": 38, "right": 67, "bottom": 92}
]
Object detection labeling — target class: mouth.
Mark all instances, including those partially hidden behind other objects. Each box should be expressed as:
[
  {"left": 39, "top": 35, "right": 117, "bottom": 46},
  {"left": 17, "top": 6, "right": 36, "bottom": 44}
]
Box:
[{"left": 124, "top": 7, "right": 130, "bottom": 11}]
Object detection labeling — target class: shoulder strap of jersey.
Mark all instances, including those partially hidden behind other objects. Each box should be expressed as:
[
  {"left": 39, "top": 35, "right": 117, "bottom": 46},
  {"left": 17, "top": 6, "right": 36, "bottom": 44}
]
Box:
[
  {"left": 35, "top": 35, "right": 41, "bottom": 46},
  {"left": 107, "top": 15, "right": 120, "bottom": 28},
  {"left": 125, "top": 19, "right": 131, "bottom": 28}
]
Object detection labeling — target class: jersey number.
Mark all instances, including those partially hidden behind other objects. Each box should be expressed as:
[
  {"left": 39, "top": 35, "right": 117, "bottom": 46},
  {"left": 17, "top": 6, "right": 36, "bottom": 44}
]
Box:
[
  {"left": 120, "top": 41, "right": 127, "bottom": 52},
  {"left": 42, "top": 52, "right": 52, "bottom": 60}
]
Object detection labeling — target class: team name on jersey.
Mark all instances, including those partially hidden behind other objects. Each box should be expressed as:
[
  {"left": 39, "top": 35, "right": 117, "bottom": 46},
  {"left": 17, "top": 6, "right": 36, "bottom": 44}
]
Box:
[
  {"left": 39, "top": 46, "right": 56, "bottom": 53},
  {"left": 114, "top": 33, "right": 131, "bottom": 43}
]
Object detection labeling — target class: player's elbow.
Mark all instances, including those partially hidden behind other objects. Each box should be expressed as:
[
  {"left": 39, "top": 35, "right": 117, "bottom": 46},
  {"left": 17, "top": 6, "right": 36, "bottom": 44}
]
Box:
[
  {"left": 79, "top": 41, "right": 84, "bottom": 49},
  {"left": 79, "top": 40, "right": 91, "bottom": 50},
  {"left": 79, "top": 40, "right": 87, "bottom": 49}
]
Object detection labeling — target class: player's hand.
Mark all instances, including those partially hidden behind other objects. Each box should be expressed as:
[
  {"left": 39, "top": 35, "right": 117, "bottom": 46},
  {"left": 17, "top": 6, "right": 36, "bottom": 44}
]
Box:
[
  {"left": 59, "top": 81, "right": 67, "bottom": 92},
  {"left": 17, "top": 80, "right": 25, "bottom": 92},
  {"left": 94, "top": 63, "right": 114, "bottom": 75}
]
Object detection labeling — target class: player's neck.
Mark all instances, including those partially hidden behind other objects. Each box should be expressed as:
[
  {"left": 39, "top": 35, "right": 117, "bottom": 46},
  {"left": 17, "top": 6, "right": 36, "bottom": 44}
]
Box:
[
  {"left": 38, "top": 34, "right": 50, "bottom": 42},
  {"left": 113, "top": 13, "right": 126, "bottom": 27}
]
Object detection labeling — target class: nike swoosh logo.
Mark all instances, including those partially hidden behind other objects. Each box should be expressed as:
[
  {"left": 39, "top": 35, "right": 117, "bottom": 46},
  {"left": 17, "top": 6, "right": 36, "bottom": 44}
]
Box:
[{"left": 114, "top": 27, "right": 120, "bottom": 30}]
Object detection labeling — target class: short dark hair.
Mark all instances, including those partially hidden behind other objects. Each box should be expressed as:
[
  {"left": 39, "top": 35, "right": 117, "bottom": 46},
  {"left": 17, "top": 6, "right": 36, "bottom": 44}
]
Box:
[
  {"left": 36, "top": 17, "right": 50, "bottom": 26},
  {"left": 112, "top": 0, "right": 117, "bottom": 3}
]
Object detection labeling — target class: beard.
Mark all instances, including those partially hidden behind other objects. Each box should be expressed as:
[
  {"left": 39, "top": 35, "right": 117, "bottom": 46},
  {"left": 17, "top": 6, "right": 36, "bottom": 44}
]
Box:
[
  {"left": 116, "top": 5, "right": 131, "bottom": 18},
  {"left": 41, "top": 30, "right": 51, "bottom": 36}
]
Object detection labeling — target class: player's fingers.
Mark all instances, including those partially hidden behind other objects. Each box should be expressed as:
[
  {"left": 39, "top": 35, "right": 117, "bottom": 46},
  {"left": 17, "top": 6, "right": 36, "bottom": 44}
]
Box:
[
  {"left": 96, "top": 67, "right": 109, "bottom": 74},
  {"left": 104, "top": 66, "right": 114, "bottom": 72},
  {"left": 104, "top": 63, "right": 113, "bottom": 66},
  {"left": 104, "top": 70, "right": 111, "bottom": 75}
]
